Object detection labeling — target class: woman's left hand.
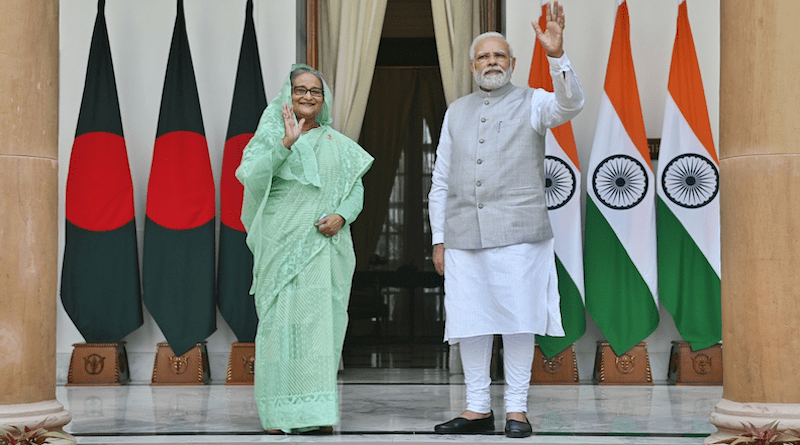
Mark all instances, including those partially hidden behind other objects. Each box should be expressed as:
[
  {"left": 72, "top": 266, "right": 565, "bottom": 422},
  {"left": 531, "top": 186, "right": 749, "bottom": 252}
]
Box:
[{"left": 315, "top": 214, "right": 345, "bottom": 237}]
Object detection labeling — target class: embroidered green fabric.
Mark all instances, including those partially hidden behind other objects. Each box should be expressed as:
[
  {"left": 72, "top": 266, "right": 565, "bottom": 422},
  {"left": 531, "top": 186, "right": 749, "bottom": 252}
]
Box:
[{"left": 236, "top": 65, "right": 373, "bottom": 431}]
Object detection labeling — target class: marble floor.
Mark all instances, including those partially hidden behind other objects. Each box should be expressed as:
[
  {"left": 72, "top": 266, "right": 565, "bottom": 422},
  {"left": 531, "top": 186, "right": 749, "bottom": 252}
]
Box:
[{"left": 57, "top": 368, "right": 721, "bottom": 445}]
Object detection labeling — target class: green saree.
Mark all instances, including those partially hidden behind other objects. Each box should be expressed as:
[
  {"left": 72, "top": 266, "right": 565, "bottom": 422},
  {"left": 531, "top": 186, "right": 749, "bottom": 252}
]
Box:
[{"left": 236, "top": 65, "right": 373, "bottom": 431}]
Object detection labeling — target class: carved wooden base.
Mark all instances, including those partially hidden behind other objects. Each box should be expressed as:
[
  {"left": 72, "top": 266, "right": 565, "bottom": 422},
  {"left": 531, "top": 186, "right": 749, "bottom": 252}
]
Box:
[
  {"left": 151, "top": 342, "right": 210, "bottom": 385},
  {"left": 592, "top": 341, "right": 653, "bottom": 385},
  {"left": 668, "top": 341, "right": 722, "bottom": 385},
  {"left": 67, "top": 342, "right": 130, "bottom": 386},
  {"left": 530, "top": 344, "right": 579, "bottom": 385},
  {"left": 225, "top": 342, "right": 255, "bottom": 385}
]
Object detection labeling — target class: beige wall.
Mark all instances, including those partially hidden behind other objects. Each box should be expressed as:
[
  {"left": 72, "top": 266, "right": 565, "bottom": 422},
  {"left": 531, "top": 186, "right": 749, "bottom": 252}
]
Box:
[
  {"left": 506, "top": 0, "right": 720, "bottom": 379},
  {"left": 56, "top": 0, "right": 295, "bottom": 381},
  {"left": 509, "top": 0, "right": 720, "bottom": 157},
  {"left": 55, "top": 0, "right": 721, "bottom": 383}
]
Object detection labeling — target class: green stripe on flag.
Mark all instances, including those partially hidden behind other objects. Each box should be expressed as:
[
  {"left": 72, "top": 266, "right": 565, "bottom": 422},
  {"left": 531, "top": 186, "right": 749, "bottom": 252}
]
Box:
[
  {"left": 585, "top": 198, "right": 659, "bottom": 356},
  {"left": 657, "top": 198, "right": 721, "bottom": 351},
  {"left": 217, "top": 224, "right": 257, "bottom": 342},
  {"left": 142, "top": 217, "right": 216, "bottom": 356},
  {"left": 61, "top": 219, "right": 142, "bottom": 342},
  {"left": 536, "top": 256, "right": 586, "bottom": 358}
]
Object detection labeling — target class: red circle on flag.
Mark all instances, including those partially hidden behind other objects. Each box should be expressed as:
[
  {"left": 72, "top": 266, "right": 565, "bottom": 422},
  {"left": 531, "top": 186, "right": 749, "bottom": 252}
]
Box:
[
  {"left": 66, "top": 132, "right": 135, "bottom": 231},
  {"left": 220, "top": 133, "right": 253, "bottom": 231},
  {"left": 146, "top": 131, "right": 215, "bottom": 230}
]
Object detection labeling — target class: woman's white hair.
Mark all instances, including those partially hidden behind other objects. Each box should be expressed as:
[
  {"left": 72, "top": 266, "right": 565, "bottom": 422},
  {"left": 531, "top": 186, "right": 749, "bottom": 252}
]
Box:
[
  {"left": 469, "top": 31, "right": 514, "bottom": 61},
  {"left": 290, "top": 66, "right": 325, "bottom": 86}
]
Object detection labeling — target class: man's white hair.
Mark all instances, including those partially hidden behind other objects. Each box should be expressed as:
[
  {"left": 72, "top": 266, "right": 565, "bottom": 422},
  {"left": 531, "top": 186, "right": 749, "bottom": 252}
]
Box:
[{"left": 469, "top": 31, "right": 514, "bottom": 61}]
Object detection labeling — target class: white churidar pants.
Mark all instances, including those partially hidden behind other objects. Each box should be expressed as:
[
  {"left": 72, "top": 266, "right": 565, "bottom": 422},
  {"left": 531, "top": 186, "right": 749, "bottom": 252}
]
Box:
[
  {"left": 457, "top": 333, "right": 536, "bottom": 414},
  {"left": 443, "top": 240, "right": 563, "bottom": 414}
]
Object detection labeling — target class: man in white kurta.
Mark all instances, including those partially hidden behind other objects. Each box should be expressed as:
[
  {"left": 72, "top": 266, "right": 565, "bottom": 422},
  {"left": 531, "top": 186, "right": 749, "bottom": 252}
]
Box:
[{"left": 428, "top": 2, "right": 584, "bottom": 438}]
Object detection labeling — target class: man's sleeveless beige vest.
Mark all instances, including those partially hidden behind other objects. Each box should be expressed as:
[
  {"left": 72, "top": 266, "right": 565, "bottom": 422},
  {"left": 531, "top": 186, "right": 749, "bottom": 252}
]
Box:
[{"left": 444, "top": 82, "right": 553, "bottom": 249}]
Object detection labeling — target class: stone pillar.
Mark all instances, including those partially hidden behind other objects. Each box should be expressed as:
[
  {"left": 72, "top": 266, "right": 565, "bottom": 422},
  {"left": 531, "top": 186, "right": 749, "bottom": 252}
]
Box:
[
  {"left": 707, "top": 1, "right": 800, "bottom": 443},
  {"left": 0, "top": 0, "right": 71, "bottom": 437}
]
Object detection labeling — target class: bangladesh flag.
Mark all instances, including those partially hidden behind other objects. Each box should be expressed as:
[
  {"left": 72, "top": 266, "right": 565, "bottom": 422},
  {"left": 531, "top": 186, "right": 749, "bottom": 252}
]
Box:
[
  {"left": 61, "top": 0, "right": 143, "bottom": 343},
  {"left": 528, "top": 0, "right": 585, "bottom": 359},
  {"left": 585, "top": 0, "right": 659, "bottom": 356},
  {"left": 656, "top": 0, "right": 721, "bottom": 351},
  {"left": 218, "top": 0, "right": 265, "bottom": 343},
  {"left": 142, "top": 0, "right": 216, "bottom": 357}
]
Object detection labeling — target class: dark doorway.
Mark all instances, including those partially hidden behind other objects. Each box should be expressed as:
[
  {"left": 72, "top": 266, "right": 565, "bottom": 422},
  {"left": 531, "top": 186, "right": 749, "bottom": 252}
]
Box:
[{"left": 345, "top": 0, "right": 449, "bottom": 368}]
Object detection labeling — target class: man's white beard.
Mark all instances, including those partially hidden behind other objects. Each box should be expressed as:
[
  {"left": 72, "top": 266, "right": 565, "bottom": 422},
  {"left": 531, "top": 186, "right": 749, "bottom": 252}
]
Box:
[{"left": 474, "top": 65, "right": 513, "bottom": 90}]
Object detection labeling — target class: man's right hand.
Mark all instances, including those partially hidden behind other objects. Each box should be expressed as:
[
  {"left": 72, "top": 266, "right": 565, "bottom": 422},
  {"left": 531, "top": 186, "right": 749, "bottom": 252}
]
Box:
[
  {"left": 532, "top": 0, "right": 565, "bottom": 58},
  {"left": 432, "top": 243, "right": 445, "bottom": 276}
]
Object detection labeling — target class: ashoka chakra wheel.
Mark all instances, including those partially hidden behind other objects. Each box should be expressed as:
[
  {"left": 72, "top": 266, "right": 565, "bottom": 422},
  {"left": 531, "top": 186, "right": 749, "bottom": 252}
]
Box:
[
  {"left": 592, "top": 154, "right": 648, "bottom": 210},
  {"left": 661, "top": 153, "right": 719, "bottom": 208},
  {"left": 545, "top": 155, "right": 576, "bottom": 210}
]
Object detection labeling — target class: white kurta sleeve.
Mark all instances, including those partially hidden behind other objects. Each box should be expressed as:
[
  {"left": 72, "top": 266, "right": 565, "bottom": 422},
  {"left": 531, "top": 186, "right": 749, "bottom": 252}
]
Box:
[
  {"left": 428, "top": 110, "right": 452, "bottom": 246},
  {"left": 530, "top": 52, "right": 585, "bottom": 134}
]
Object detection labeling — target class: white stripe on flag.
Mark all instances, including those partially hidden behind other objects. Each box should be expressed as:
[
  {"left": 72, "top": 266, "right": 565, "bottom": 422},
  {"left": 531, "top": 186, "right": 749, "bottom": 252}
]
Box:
[
  {"left": 657, "top": 94, "right": 721, "bottom": 277},
  {"left": 545, "top": 129, "right": 585, "bottom": 300},
  {"left": 587, "top": 93, "right": 658, "bottom": 302}
]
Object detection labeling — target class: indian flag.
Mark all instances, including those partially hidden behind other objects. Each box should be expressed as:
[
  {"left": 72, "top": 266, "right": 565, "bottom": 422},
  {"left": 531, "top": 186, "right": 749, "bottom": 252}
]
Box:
[
  {"left": 528, "top": 0, "right": 585, "bottom": 359},
  {"left": 656, "top": 0, "right": 721, "bottom": 351},
  {"left": 585, "top": 0, "right": 659, "bottom": 356}
]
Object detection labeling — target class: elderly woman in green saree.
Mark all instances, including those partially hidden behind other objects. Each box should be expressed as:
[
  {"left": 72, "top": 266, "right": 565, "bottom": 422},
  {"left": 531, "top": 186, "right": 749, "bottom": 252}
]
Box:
[{"left": 235, "top": 65, "right": 373, "bottom": 434}]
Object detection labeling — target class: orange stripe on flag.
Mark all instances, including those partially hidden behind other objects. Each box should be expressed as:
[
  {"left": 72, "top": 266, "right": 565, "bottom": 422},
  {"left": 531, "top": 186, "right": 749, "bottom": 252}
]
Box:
[
  {"left": 528, "top": 4, "right": 580, "bottom": 169},
  {"left": 604, "top": 1, "right": 651, "bottom": 170},
  {"left": 528, "top": 5, "right": 551, "bottom": 91},
  {"left": 668, "top": 1, "right": 718, "bottom": 164},
  {"left": 551, "top": 121, "right": 578, "bottom": 167}
]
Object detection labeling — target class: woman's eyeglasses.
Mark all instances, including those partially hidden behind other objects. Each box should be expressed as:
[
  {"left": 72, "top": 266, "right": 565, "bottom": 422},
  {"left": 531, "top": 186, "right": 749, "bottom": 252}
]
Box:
[{"left": 292, "top": 86, "right": 324, "bottom": 97}]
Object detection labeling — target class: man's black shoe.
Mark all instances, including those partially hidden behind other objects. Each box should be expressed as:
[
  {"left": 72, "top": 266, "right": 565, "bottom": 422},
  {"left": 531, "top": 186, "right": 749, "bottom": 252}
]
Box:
[
  {"left": 434, "top": 411, "right": 495, "bottom": 434},
  {"left": 504, "top": 418, "right": 532, "bottom": 438}
]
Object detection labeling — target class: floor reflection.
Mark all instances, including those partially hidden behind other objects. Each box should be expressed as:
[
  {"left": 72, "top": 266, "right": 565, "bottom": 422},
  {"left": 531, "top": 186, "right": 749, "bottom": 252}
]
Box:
[{"left": 57, "top": 368, "right": 721, "bottom": 444}]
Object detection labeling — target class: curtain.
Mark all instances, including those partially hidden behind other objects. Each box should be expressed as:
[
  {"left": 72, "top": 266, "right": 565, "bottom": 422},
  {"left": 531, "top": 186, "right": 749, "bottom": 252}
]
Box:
[
  {"left": 318, "top": 0, "right": 388, "bottom": 140},
  {"left": 353, "top": 67, "right": 447, "bottom": 270},
  {"left": 430, "top": 0, "right": 480, "bottom": 105},
  {"left": 430, "top": 0, "right": 489, "bottom": 373}
]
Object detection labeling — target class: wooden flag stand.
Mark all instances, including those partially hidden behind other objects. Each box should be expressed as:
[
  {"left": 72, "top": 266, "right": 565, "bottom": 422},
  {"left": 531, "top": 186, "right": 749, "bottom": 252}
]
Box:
[
  {"left": 67, "top": 342, "right": 130, "bottom": 386},
  {"left": 667, "top": 341, "right": 722, "bottom": 385},
  {"left": 530, "top": 344, "right": 579, "bottom": 384},
  {"left": 151, "top": 342, "right": 210, "bottom": 385},
  {"left": 592, "top": 341, "right": 653, "bottom": 385},
  {"left": 225, "top": 342, "right": 256, "bottom": 385}
]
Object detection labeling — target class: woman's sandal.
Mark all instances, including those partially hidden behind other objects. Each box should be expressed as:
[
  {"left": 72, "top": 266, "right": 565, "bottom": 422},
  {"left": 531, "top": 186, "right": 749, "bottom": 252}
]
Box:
[{"left": 297, "top": 426, "right": 334, "bottom": 435}]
